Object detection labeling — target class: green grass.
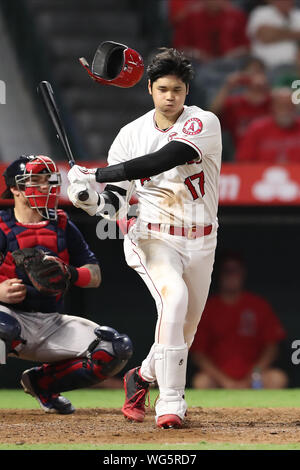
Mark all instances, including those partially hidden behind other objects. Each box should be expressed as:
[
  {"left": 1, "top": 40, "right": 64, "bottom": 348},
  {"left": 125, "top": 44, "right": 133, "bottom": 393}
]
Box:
[
  {"left": 1, "top": 388, "right": 299, "bottom": 410},
  {"left": 1, "top": 389, "right": 300, "bottom": 451}
]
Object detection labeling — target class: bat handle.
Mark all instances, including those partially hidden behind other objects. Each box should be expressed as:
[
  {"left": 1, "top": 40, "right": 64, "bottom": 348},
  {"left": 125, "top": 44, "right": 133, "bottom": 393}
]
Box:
[{"left": 68, "top": 160, "right": 90, "bottom": 202}]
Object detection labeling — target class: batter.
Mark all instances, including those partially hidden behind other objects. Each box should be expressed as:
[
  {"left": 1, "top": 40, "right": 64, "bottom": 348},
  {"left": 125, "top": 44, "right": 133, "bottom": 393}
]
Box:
[{"left": 68, "top": 48, "right": 222, "bottom": 428}]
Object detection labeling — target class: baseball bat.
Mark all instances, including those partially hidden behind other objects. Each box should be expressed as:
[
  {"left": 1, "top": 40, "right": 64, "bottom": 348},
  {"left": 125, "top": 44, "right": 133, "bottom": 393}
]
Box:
[{"left": 37, "top": 80, "right": 89, "bottom": 201}]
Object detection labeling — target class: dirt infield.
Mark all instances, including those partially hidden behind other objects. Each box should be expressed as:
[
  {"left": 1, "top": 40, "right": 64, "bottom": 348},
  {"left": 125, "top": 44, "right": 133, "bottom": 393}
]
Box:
[{"left": 1, "top": 407, "right": 300, "bottom": 446}]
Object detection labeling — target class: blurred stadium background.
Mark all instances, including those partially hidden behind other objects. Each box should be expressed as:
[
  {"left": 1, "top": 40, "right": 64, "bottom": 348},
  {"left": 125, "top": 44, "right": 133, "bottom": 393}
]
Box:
[{"left": 0, "top": 0, "right": 300, "bottom": 389}]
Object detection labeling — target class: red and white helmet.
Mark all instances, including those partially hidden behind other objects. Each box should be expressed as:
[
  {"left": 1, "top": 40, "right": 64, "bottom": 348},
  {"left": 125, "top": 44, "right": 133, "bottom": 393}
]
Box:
[
  {"left": 13, "top": 155, "right": 61, "bottom": 220},
  {"left": 79, "top": 41, "right": 144, "bottom": 88}
]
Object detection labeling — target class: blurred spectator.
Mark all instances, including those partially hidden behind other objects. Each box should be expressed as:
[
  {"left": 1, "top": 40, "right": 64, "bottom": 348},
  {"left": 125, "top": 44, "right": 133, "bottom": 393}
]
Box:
[
  {"left": 171, "top": 0, "right": 249, "bottom": 63},
  {"left": 236, "top": 87, "right": 300, "bottom": 162},
  {"left": 272, "top": 43, "right": 300, "bottom": 88},
  {"left": 190, "top": 252, "right": 288, "bottom": 389},
  {"left": 168, "top": 0, "right": 198, "bottom": 26},
  {"left": 235, "top": 0, "right": 268, "bottom": 14},
  {"left": 247, "top": 0, "right": 300, "bottom": 68},
  {"left": 210, "top": 57, "right": 271, "bottom": 147}
]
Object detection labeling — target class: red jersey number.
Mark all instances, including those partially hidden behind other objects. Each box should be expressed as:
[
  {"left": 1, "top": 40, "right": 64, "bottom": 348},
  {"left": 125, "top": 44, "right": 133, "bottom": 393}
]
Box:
[{"left": 184, "top": 171, "right": 205, "bottom": 200}]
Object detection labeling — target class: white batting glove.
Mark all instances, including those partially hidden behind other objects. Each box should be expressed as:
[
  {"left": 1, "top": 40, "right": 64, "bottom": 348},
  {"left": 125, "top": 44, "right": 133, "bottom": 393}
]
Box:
[
  {"left": 67, "top": 165, "right": 97, "bottom": 185},
  {"left": 67, "top": 183, "right": 104, "bottom": 216}
]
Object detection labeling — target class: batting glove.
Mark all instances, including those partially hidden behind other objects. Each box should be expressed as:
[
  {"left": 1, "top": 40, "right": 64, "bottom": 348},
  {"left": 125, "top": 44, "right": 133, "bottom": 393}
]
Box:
[
  {"left": 67, "top": 165, "right": 97, "bottom": 185},
  {"left": 67, "top": 183, "right": 104, "bottom": 216}
]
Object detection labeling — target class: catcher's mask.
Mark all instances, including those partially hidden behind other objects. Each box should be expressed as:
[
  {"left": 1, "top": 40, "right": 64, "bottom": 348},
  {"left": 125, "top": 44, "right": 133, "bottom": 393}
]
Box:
[
  {"left": 79, "top": 40, "right": 144, "bottom": 88},
  {"left": 2, "top": 155, "right": 61, "bottom": 220}
]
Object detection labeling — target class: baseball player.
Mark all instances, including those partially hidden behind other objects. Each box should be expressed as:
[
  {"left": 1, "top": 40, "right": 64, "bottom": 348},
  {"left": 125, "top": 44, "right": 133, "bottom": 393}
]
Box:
[
  {"left": 0, "top": 154, "right": 132, "bottom": 414},
  {"left": 67, "top": 48, "right": 222, "bottom": 428}
]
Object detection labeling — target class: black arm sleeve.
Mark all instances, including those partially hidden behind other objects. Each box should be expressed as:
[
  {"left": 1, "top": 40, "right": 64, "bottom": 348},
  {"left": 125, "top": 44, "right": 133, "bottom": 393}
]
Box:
[{"left": 95, "top": 141, "right": 199, "bottom": 183}]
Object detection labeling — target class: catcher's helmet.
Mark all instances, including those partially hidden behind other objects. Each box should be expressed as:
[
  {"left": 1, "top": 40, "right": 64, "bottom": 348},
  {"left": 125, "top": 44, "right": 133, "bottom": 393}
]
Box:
[
  {"left": 79, "top": 41, "right": 144, "bottom": 88},
  {"left": 2, "top": 155, "right": 61, "bottom": 220}
]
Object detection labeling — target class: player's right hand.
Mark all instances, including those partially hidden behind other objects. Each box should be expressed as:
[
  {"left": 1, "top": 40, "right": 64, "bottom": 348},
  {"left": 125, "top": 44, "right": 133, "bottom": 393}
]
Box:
[
  {"left": 67, "top": 165, "right": 97, "bottom": 185},
  {"left": 67, "top": 183, "right": 103, "bottom": 216},
  {"left": 0, "top": 278, "right": 26, "bottom": 304}
]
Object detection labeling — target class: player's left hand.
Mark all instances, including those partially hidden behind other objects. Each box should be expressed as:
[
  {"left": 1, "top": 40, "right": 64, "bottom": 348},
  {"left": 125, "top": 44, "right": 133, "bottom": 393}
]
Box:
[
  {"left": 67, "top": 165, "right": 97, "bottom": 185},
  {"left": 67, "top": 182, "right": 102, "bottom": 216}
]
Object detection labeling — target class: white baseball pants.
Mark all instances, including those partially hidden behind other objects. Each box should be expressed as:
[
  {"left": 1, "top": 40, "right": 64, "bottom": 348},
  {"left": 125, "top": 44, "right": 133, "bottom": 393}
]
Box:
[{"left": 124, "top": 225, "right": 217, "bottom": 419}]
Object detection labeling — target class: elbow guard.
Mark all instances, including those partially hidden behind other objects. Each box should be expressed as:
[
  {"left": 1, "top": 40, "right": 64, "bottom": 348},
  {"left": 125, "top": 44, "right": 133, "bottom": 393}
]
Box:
[{"left": 95, "top": 185, "right": 128, "bottom": 221}]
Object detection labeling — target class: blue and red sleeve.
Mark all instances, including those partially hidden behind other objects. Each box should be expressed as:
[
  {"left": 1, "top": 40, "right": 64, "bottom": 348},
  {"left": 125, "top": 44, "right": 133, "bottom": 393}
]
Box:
[{"left": 65, "top": 220, "right": 99, "bottom": 268}]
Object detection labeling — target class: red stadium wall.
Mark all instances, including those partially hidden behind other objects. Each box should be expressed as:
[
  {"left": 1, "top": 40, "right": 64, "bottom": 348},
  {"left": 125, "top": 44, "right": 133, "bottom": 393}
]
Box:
[{"left": 1, "top": 162, "right": 300, "bottom": 206}]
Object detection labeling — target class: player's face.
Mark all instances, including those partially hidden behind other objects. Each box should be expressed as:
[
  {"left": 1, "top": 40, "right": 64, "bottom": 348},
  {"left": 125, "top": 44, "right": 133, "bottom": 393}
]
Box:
[
  {"left": 219, "top": 260, "right": 245, "bottom": 294},
  {"left": 272, "top": 92, "right": 296, "bottom": 128},
  {"left": 149, "top": 75, "right": 188, "bottom": 120},
  {"left": 26, "top": 174, "right": 51, "bottom": 193},
  {"left": 13, "top": 174, "right": 51, "bottom": 208}
]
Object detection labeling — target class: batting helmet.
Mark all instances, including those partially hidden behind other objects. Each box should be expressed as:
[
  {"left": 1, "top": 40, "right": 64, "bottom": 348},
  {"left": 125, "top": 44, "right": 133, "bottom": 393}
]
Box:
[{"left": 79, "top": 41, "right": 144, "bottom": 88}]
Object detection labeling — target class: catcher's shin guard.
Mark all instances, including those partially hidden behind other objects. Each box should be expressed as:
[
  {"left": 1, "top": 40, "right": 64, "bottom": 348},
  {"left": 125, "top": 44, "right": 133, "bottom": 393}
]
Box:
[
  {"left": 27, "top": 326, "right": 133, "bottom": 393},
  {"left": 0, "top": 311, "right": 26, "bottom": 364}
]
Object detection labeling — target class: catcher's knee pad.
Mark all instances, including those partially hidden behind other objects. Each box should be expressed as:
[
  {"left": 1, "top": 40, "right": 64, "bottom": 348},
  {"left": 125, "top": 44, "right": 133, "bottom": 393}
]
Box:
[
  {"left": 33, "top": 326, "right": 133, "bottom": 394},
  {"left": 89, "top": 326, "right": 133, "bottom": 376},
  {"left": 0, "top": 312, "right": 25, "bottom": 364}
]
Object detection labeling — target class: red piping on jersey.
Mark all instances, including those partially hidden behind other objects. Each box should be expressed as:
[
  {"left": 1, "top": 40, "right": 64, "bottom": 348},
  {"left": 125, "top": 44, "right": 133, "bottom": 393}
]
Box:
[
  {"left": 173, "top": 137, "right": 203, "bottom": 159},
  {"left": 130, "top": 240, "right": 164, "bottom": 343},
  {"left": 153, "top": 114, "right": 174, "bottom": 133}
]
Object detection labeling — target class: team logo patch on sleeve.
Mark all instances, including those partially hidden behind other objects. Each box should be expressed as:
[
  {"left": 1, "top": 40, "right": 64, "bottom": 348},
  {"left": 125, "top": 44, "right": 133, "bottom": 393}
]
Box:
[{"left": 182, "top": 118, "right": 203, "bottom": 135}]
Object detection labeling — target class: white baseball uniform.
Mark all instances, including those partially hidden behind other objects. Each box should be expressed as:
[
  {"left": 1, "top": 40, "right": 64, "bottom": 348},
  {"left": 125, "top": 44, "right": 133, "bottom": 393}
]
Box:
[{"left": 105, "top": 105, "right": 222, "bottom": 420}]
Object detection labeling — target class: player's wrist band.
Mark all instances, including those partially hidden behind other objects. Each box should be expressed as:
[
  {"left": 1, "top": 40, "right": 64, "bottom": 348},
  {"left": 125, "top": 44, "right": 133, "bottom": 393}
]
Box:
[{"left": 68, "top": 266, "right": 91, "bottom": 287}]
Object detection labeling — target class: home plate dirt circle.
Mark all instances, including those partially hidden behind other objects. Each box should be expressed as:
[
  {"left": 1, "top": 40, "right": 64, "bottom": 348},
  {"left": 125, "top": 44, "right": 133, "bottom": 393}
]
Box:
[{"left": 1, "top": 407, "right": 300, "bottom": 446}]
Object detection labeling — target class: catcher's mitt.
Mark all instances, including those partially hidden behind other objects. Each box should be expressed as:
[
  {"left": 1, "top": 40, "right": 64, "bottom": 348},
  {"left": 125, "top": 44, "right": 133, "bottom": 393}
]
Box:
[{"left": 12, "top": 247, "right": 71, "bottom": 296}]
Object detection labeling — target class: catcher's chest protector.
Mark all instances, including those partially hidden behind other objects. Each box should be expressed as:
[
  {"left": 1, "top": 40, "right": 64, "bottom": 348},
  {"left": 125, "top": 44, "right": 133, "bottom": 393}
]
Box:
[
  {"left": 0, "top": 209, "right": 69, "bottom": 282},
  {"left": 0, "top": 209, "right": 71, "bottom": 312}
]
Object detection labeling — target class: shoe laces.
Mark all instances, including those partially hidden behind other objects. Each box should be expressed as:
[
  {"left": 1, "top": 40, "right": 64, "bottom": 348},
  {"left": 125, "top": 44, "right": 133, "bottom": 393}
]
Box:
[{"left": 127, "top": 386, "right": 150, "bottom": 411}]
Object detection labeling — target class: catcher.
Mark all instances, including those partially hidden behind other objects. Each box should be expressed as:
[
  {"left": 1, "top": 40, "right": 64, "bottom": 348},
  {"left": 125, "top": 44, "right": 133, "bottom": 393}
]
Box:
[{"left": 0, "top": 154, "right": 132, "bottom": 414}]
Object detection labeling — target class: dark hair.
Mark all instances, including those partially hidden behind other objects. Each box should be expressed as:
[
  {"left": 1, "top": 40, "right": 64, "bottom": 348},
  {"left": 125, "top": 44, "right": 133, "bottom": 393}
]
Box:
[
  {"left": 147, "top": 48, "right": 194, "bottom": 87},
  {"left": 242, "top": 55, "right": 266, "bottom": 72},
  {"left": 217, "top": 250, "right": 246, "bottom": 271}
]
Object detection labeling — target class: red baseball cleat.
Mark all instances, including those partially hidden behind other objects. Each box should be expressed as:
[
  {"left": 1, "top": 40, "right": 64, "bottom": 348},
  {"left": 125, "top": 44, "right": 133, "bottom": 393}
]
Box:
[
  {"left": 157, "top": 414, "right": 182, "bottom": 429},
  {"left": 122, "top": 367, "right": 150, "bottom": 422}
]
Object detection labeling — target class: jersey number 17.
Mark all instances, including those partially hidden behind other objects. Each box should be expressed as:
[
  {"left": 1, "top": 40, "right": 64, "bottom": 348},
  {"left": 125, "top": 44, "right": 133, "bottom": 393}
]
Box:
[{"left": 184, "top": 171, "right": 205, "bottom": 200}]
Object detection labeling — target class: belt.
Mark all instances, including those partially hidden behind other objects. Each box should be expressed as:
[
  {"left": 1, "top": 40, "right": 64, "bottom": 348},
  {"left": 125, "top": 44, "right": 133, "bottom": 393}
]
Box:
[{"left": 147, "top": 223, "right": 212, "bottom": 239}]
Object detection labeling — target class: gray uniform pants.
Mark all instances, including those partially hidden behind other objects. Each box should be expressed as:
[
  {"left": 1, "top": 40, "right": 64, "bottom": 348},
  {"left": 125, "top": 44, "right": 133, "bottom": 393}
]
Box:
[{"left": 1, "top": 305, "right": 99, "bottom": 363}]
